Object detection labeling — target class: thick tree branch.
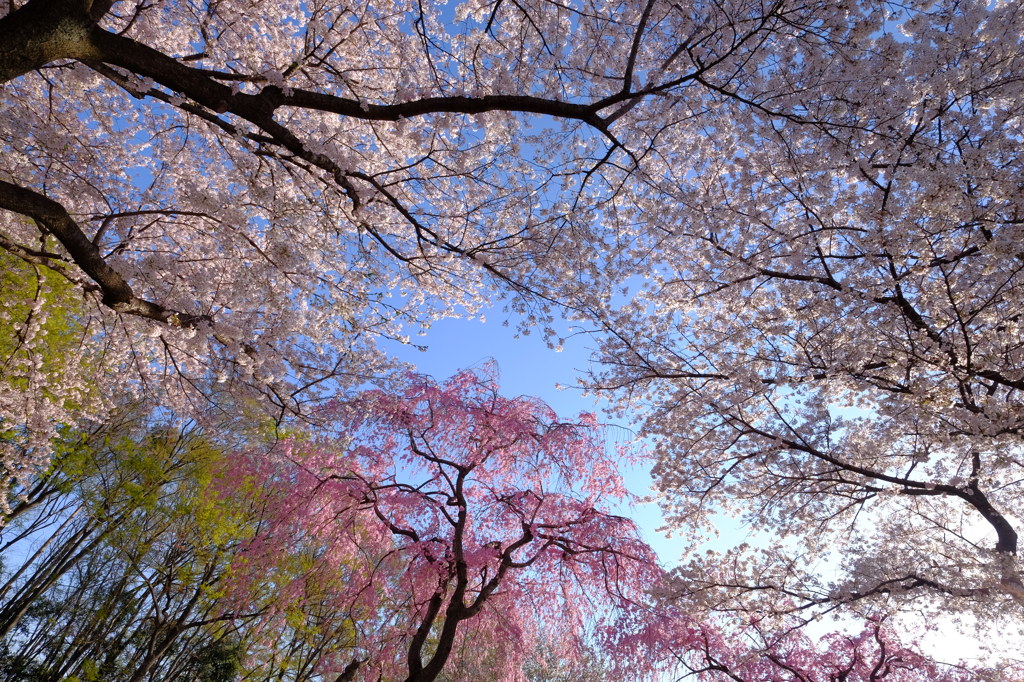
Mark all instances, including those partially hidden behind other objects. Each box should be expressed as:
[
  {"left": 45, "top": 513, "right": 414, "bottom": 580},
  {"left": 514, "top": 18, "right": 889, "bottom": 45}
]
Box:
[
  {"left": 86, "top": 27, "right": 609, "bottom": 128},
  {"left": 0, "top": 179, "right": 206, "bottom": 327},
  {"left": 0, "top": 0, "right": 100, "bottom": 83}
]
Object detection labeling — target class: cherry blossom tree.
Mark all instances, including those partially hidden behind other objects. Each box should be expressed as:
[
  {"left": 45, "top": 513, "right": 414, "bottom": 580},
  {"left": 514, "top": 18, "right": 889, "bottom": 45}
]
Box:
[
  {"left": 694, "top": 618, "right": 986, "bottom": 681},
  {"left": 214, "top": 367, "right": 665, "bottom": 682},
  {"left": 580, "top": 0, "right": 1024, "bottom": 659},
  {"left": 0, "top": 0, "right": 885, "bottom": 494}
]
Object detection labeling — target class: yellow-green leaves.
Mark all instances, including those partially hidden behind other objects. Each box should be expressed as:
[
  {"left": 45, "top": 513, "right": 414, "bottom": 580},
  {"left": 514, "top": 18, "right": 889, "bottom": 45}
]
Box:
[{"left": 0, "top": 248, "right": 90, "bottom": 407}]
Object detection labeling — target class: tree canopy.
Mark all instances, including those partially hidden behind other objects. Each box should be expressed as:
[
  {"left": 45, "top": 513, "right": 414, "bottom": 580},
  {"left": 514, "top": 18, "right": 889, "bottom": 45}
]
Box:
[{"left": 2, "top": 0, "right": 1022, "bottom": 676}]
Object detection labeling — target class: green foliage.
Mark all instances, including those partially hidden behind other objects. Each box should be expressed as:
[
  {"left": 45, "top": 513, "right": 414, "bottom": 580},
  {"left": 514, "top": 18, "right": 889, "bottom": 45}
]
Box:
[
  {"left": 0, "top": 410, "right": 263, "bottom": 682},
  {"left": 0, "top": 247, "right": 89, "bottom": 405}
]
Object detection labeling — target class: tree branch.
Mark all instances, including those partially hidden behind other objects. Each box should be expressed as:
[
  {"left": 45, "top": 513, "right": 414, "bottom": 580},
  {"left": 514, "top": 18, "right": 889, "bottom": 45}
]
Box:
[{"left": 0, "top": 179, "right": 206, "bottom": 327}]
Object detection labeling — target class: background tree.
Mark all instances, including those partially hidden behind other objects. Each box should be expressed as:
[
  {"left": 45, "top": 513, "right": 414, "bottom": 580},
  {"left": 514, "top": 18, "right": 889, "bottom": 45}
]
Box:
[
  {"left": 216, "top": 367, "right": 665, "bottom": 682},
  {"left": 668, "top": 615, "right": 985, "bottom": 681},
  {"left": 517, "top": 638, "right": 614, "bottom": 682},
  {"left": 0, "top": 408, "right": 257, "bottom": 682}
]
